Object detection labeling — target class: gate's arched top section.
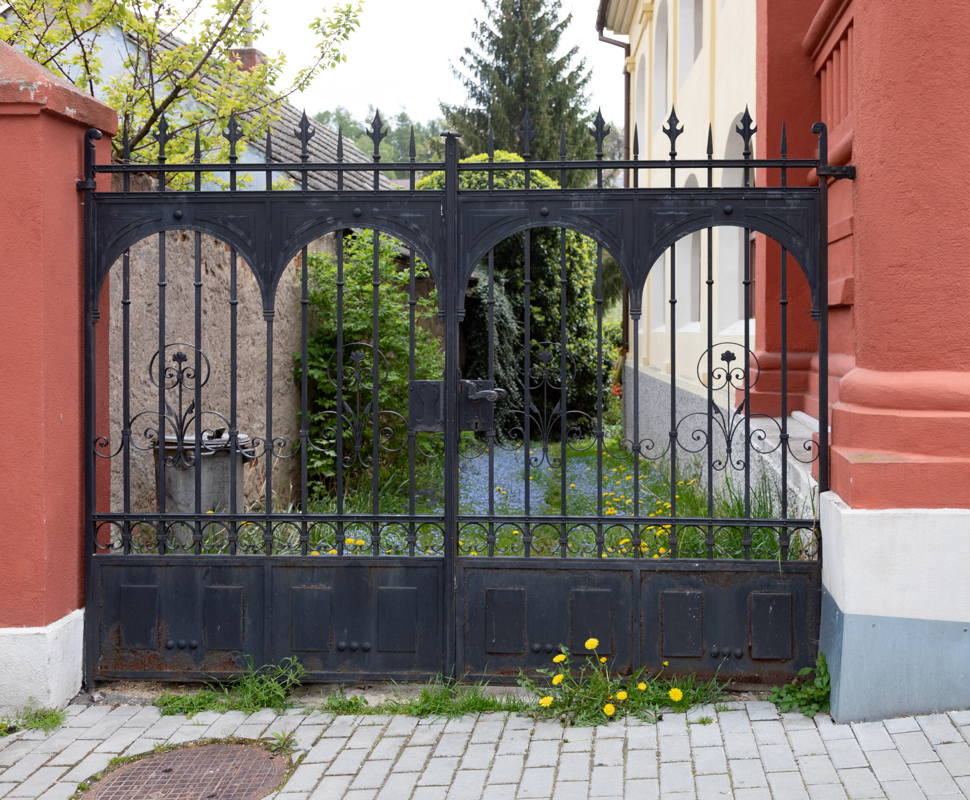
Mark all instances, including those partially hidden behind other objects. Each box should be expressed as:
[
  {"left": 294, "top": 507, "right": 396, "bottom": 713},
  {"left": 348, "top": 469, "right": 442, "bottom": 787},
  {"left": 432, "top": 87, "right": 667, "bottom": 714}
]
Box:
[
  {"left": 93, "top": 194, "right": 445, "bottom": 313},
  {"left": 458, "top": 189, "right": 819, "bottom": 314}
]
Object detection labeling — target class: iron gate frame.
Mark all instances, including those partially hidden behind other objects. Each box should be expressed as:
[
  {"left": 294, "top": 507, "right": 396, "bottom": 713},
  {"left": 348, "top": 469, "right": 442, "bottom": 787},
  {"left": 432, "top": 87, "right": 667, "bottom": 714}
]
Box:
[{"left": 80, "top": 111, "right": 853, "bottom": 686}]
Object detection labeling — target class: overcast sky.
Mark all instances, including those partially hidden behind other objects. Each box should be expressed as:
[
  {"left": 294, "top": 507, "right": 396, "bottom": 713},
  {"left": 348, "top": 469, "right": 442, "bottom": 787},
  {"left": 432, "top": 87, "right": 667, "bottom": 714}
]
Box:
[{"left": 255, "top": 0, "right": 626, "bottom": 127}]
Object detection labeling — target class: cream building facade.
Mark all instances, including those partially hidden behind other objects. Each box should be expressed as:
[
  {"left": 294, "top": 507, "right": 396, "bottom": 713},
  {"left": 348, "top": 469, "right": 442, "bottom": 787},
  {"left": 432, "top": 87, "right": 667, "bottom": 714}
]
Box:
[{"left": 599, "top": 0, "right": 762, "bottom": 457}]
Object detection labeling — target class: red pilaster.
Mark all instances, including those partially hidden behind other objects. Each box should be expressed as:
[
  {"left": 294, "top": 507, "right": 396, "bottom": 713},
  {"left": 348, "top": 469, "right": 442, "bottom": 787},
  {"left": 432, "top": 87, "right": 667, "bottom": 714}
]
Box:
[{"left": 0, "top": 43, "right": 116, "bottom": 627}]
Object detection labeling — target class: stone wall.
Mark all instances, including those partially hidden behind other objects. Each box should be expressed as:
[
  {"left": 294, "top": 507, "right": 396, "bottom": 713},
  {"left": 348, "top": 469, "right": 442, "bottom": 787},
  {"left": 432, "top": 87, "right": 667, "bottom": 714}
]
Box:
[{"left": 106, "top": 229, "right": 334, "bottom": 514}]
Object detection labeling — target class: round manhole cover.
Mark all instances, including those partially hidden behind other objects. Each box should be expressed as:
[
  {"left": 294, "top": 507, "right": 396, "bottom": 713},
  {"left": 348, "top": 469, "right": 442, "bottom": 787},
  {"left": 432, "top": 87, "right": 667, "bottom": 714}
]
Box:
[{"left": 80, "top": 742, "right": 288, "bottom": 800}]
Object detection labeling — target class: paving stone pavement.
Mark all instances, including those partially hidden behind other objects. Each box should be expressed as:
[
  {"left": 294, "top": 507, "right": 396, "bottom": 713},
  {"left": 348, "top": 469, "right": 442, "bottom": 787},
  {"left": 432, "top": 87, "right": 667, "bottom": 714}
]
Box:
[{"left": 2, "top": 701, "right": 970, "bottom": 799}]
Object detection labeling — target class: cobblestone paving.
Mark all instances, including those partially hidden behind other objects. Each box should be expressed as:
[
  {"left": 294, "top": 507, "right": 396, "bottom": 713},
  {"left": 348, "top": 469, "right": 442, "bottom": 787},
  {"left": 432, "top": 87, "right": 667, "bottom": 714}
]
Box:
[{"left": 1, "top": 701, "right": 970, "bottom": 799}]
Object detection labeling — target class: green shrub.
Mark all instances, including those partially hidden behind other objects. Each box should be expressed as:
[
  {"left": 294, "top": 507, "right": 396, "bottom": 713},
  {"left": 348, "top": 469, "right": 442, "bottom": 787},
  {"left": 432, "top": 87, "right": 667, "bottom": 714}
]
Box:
[
  {"left": 769, "top": 652, "right": 830, "bottom": 717},
  {"left": 301, "top": 235, "right": 443, "bottom": 495},
  {"left": 417, "top": 152, "right": 618, "bottom": 439}
]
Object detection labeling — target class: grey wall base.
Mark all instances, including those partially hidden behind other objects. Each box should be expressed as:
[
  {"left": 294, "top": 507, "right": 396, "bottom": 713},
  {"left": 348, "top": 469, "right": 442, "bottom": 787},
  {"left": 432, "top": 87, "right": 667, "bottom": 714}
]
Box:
[{"left": 821, "top": 587, "right": 970, "bottom": 722}]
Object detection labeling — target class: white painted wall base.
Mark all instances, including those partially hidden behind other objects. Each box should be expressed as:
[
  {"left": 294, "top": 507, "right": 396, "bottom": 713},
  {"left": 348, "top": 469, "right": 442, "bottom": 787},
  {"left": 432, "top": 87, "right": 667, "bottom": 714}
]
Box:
[
  {"left": 820, "top": 493, "right": 970, "bottom": 721},
  {"left": 0, "top": 608, "right": 84, "bottom": 715}
]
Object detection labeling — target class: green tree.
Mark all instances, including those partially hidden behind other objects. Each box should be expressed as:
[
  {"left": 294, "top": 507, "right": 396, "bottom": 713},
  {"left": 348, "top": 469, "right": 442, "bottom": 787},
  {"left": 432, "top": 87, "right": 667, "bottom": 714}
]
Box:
[
  {"left": 1, "top": 0, "right": 361, "bottom": 162},
  {"left": 314, "top": 106, "right": 446, "bottom": 168},
  {"left": 442, "top": 0, "right": 593, "bottom": 184}
]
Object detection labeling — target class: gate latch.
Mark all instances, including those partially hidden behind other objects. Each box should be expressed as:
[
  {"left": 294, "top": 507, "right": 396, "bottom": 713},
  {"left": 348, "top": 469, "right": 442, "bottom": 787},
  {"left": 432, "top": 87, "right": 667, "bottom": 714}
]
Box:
[
  {"left": 408, "top": 380, "right": 507, "bottom": 433},
  {"left": 461, "top": 380, "right": 506, "bottom": 431}
]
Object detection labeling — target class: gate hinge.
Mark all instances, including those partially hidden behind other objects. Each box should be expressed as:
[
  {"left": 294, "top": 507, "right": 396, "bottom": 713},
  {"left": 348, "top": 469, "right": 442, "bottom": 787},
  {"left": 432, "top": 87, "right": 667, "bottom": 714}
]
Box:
[
  {"left": 77, "top": 179, "right": 97, "bottom": 190},
  {"left": 817, "top": 165, "right": 856, "bottom": 180}
]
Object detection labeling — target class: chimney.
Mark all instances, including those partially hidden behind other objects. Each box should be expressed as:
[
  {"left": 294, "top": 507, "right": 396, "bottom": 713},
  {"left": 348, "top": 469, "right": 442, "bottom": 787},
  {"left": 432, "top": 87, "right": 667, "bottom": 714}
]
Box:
[{"left": 230, "top": 1, "right": 266, "bottom": 70}]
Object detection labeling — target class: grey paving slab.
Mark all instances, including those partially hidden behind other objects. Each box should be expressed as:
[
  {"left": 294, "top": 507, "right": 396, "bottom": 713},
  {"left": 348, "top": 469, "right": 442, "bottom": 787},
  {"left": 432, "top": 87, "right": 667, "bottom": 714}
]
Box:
[{"left": 1, "top": 700, "right": 970, "bottom": 799}]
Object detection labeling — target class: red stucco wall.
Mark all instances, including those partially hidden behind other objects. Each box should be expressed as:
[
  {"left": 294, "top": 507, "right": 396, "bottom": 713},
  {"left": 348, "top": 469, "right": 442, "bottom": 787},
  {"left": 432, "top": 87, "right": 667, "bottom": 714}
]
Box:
[
  {"left": 757, "top": 1, "right": 970, "bottom": 508},
  {"left": 0, "top": 43, "right": 115, "bottom": 626}
]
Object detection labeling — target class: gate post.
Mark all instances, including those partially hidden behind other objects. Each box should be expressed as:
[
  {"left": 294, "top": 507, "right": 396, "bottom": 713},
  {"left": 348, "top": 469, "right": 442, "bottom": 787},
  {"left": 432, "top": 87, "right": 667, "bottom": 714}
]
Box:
[
  {"left": 758, "top": 1, "right": 970, "bottom": 721},
  {"left": 0, "top": 44, "right": 115, "bottom": 713}
]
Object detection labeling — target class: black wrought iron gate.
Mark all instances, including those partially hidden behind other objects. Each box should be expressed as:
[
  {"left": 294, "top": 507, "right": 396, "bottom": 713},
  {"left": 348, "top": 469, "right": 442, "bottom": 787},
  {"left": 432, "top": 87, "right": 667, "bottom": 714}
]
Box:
[{"left": 82, "top": 110, "right": 852, "bottom": 685}]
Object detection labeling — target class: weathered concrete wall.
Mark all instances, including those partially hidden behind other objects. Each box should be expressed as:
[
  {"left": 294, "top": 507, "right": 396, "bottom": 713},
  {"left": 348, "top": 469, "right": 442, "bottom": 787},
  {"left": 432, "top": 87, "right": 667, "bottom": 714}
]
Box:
[{"left": 106, "top": 227, "right": 334, "bottom": 514}]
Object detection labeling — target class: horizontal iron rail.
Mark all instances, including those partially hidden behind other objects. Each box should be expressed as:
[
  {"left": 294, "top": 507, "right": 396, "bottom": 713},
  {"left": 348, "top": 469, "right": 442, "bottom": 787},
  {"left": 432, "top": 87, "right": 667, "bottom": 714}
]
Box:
[
  {"left": 93, "top": 512, "right": 816, "bottom": 527},
  {"left": 90, "top": 157, "right": 823, "bottom": 175}
]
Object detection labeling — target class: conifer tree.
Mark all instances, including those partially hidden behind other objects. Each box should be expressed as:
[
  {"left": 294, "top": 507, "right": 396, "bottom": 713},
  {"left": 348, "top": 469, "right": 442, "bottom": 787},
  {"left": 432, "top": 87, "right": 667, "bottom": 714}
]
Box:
[{"left": 442, "top": 0, "right": 593, "bottom": 185}]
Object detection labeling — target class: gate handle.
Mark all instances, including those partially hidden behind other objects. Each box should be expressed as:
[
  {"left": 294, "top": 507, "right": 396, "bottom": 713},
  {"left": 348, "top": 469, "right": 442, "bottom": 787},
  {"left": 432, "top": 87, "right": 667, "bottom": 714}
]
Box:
[{"left": 468, "top": 388, "right": 507, "bottom": 403}]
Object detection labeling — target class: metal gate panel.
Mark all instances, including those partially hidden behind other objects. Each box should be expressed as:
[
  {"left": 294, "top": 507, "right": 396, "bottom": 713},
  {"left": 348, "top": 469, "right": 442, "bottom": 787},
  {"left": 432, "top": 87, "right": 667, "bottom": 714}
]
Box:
[{"left": 80, "top": 109, "right": 853, "bottom": 685}]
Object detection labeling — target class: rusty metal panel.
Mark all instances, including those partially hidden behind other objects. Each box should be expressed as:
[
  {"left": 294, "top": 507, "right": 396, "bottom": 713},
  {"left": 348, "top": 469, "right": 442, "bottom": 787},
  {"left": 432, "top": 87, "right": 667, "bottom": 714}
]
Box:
[
  {"left": 661, "top": 590, "right": 705, "bottom": 658},
  {"left": 484, "top": 588, "right": 527, "bottom": 654},
  {"left": 377, "top": 587, "right": 418, "bottom": 653},
  {"left": 119, "top": 585, "right": 158, "bottom": 650},
  {"left": 750, "top": 592, "right": 794, "bottom": 661},
  {"left": 290, "top": 586, "right": 332, "bottom": 652}
]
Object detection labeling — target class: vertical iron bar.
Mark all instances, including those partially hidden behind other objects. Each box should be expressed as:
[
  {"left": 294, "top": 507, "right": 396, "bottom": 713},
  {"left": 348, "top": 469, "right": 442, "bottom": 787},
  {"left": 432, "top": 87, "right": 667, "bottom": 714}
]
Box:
[
  {"left": 594, "top": 132, "right": 605, "bottom": 559},
  {"left": 370, "top": 231, "right": 381, "bottom": 554},
  {"left": 335, "top": 131, "right": 346, "bottom": 555},
  {"left": 668, "top": 209, "right": 678, "bottom": 557},
  {"left": 559, "top": 225, "right": 568, "bottom": 557},
  {"left": 264, "top": 309, "right": 274, "bottom": 555},
  {"left": 81, "top": 128, "right": 101, "bottom": 689},
  {"left": 407, "top": 128, "right": 417, "bottom": 558},
  {"left": 228, "top": 248, "right": 239, "bottom": 554},
  {"left": 299, "top": 133, "right": 310, "bottom": 556},
  {"left": 486, "top": 125, "right": 496, "bottom": 557},
  {"left": 121, "top": 249, "right": 132, "bottom": 554},
  {"left": 705, "top": 125, "right": 714, "bottom": 558},
  {"left": 814, "top": 122, "right": 831, "bottom": 498},
  {"left": 631, "top": 310, "right": 641, "bottom": 556},
  {"left": 442, "top": 132, "right": 461, "bottom": 678},
  {"left": 558, "top": 126, "right": 568, "bottom": 558},
  {"left": 192, "top": 132, "right": 203, "bottom": 555},
  {"left": 779, "top": 125, "right": 790, "bottom": 559},
  {"left": 156, "top": 233, "right": 167, "bottom": 555},
  {"left": 523, "top": 228, "right": 532, "bottom": 557}
]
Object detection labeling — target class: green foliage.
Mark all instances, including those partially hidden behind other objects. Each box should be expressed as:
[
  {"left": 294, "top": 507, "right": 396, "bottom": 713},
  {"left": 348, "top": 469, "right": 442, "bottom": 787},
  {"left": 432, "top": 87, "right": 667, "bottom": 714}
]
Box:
[
  {"left": 156, "top": 657, "right": 305, "bottom": 716},
  {"left": 443, "top": 0, "right": 593, "bottom": 184},
  {"left": 0, "top": 702, "right": 65, "bottom": 736},
  {"left": 1, "top": 0, "right": 361, "bottom": 162},
  {"left": 301, "top": 235, "right": 443, "bottom": 494},
  {"left": 268, "top": 730, "right": 297, "bottom": 754},
  {"left": 769, "top": 652, "right": 831, "bottom": 717},
  {"left": 319, "top": 677, "right": 527, "bottom": 718},
  {"left": 418, "top": 152, "right": 617, "bottom": 437},
  {"left": 518, "top": 641, "right": 727, "bottom": 726}
]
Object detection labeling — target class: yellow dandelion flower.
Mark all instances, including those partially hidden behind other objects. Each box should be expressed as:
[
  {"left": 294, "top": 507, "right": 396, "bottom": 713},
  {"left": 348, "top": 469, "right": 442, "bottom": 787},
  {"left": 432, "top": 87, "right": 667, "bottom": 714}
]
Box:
[
  {"left": 603, "top": 703, "right": 616, "bottom": 716},
  {"left": 652, "top": 554, "right": 659, "bottom": 559},
  {"left": 553, "top": 654, "right": 566, "bottom": 664},
  {"left": 470, "top": 551, "right": 478, "bottom": 556},
  {"left": 619, "top": 538, "right": 630, "bottom": 545},
  {"left": 539, "top": 696, "right": 554, "bottom": 707},
  {"left": 626, "top": 475, "right": 633, "bottom": 480},
  {"left": 328, "top": 549, "right": 337, "bottom": 554},
  {"left": 205, "top": 510, "right": 215, "bottom": 514},
  {"left": 600, "top": 553, "right": 607, "bottom": 558},
  {"left": 512, "top": 530, "right": 520, "bottom": 535},
  {"left": 637, "top": 682, "right": 647, "bottom": 691},
  {"left": 600, "top": 656, "right": 608, "bottom": 663},
  {"left": 616, "top": 690, "right": 628, "bottom": 700},
  {"left": 552, "top": 674, "right": 564, "bottom": 686},
  {"left": 663, "top": 660, "right": 669, "bottom": 666},
  {"left": 356, "top": 539, "right": 366, "bottom": 546},
  {"left": 626, "top": 499, "right": 633, "bottom": 504},
  {"left": 659, "top": 547, "right": 667, "bottom": 554},
  {"left": 584, "top": 637, "right": 599, "bottom": 650},
  {"left": 668, "top": 687, "right": 684, "bottom": 702},
  {"left": 569, "top": 483, "right": 576, "bottom": 488}
]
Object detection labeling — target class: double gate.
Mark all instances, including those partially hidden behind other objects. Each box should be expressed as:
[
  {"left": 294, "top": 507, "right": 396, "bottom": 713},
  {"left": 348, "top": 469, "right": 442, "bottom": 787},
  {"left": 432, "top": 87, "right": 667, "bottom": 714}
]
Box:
[{"left": 82, "top": 109, "right": 850, "bottom": 685}]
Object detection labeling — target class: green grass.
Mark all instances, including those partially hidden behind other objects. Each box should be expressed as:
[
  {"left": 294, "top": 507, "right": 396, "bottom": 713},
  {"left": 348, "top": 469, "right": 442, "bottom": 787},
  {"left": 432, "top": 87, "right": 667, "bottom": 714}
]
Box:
[
  {"left": 156, "top": 658, "right": 305, "bottom": 716},
  {"left": 320, "top": 677, "right": 527, "bottom": 718},
  {"left": 0, "top": 702, "right": 65, "bottom": 737},
  {"left": 769, "top": 652, "right": 831, "bottom": 717}
]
